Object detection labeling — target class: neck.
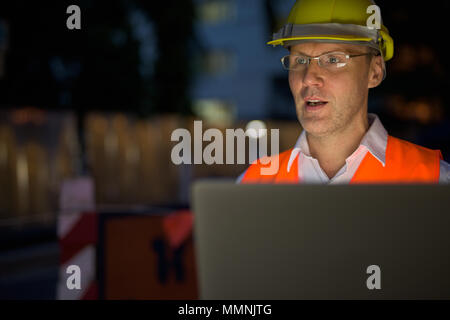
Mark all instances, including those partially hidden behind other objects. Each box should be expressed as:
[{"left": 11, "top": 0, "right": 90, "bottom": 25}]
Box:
[{"left": 307, "top": 113, "right": 369, "bottom": 179}]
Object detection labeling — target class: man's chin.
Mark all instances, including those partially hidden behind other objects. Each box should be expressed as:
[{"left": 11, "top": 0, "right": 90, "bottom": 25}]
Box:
[{"left": 299, "top": 118, "right": 333, "bottom": 137}]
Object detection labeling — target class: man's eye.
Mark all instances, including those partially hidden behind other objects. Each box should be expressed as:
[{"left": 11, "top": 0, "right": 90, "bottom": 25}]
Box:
[
  {"left": 296, "top": 57, "right": 308, "bottom": 65},
  {"left": 326, "top": 56, "right": 340, "bottom": 64}
]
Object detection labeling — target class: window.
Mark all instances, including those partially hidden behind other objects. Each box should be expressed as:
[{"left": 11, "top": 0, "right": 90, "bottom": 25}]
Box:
[
  {"left": 196, "top": 50, "right": 235, "bottom": 76},
  {"left": 197, "top": 0, "right": 236, "bottom": 24},
  {"left": 193, "top": 99, "right": 236, "bottom": 127}
]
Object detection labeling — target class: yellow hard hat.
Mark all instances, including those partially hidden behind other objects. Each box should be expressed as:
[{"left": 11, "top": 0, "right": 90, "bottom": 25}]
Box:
[{"left": 268, "top": 0, "right": 394, "bottom": 62}]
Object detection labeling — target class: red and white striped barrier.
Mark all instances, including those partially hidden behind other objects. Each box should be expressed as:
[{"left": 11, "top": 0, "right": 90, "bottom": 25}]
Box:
[{"left": 57, "top": 177, "right": 97, "bottom": 300}]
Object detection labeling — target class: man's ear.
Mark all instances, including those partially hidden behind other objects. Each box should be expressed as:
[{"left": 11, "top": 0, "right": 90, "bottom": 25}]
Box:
[{"left": 368, "top": 55, "right": 384, "bottom": 88}]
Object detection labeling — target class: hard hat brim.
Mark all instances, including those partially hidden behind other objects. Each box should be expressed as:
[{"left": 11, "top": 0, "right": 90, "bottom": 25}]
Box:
[
  {"left": 269, "top": 23, "right": 394, "bottom": 61},
  {"left": 268, "top": 35, "right": 373, "bottom": 46}
]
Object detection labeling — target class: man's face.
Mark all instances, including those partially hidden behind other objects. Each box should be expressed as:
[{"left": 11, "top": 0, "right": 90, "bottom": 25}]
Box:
[{"left": 288, "top": 42, "right": 383, "bottom": 138}]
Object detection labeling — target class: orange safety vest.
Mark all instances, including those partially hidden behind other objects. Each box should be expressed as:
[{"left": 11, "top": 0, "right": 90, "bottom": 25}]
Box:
[{"left": 241, "top": 136, "right": 443, "bottom": 184}]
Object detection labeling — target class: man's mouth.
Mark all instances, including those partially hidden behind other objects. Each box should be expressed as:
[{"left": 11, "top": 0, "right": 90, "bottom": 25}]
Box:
[
  {"left": 304, "top": 97, "right": 328, "bottom": 110},
  {"left": 306, "top": 100, "right": 328, "bottom": 106}
]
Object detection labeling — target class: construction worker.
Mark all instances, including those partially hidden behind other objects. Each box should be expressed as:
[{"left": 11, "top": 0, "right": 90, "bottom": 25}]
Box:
[{"left": 239, "top": 0, "right": 449, "bottom": 184}]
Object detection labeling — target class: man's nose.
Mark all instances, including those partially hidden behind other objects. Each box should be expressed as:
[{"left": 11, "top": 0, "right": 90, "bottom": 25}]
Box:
[{"left": 302, "top": 60, "right": 324, "bottom": 87}]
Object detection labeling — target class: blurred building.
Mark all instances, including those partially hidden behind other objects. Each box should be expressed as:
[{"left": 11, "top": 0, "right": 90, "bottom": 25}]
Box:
[{"left": 191, "top": 0, "right": 295, "bottom": 122}]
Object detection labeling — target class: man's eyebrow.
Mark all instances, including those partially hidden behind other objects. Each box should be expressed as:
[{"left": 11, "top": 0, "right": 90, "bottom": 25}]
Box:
[{"left": 290, "top": 49, "right": 349, "bottom": 56}]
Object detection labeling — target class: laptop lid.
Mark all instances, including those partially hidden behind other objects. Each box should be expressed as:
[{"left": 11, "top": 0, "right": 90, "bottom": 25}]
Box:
[{"left": 192, "top": 182, "right": 450, "bottom": 299}]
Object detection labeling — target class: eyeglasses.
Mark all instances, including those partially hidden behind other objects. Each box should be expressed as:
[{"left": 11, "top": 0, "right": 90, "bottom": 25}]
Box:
[{"left": 281, "top": 51, "right": 372, "bottom": 71}]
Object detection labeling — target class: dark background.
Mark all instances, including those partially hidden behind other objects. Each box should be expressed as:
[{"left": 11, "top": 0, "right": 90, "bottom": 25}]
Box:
[{"left": 1, "top": 0, "right": 448, "bottom": 154}]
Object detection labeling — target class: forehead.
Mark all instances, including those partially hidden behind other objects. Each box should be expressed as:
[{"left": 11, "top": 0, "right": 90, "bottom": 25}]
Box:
[{"left": 289, "top": 42, "right": 367, "bottom": 55}]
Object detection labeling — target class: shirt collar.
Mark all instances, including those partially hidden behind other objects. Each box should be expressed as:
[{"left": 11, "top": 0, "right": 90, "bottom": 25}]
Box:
[{"left": 286, "top": 113, "right": 388, "bottom": 172}]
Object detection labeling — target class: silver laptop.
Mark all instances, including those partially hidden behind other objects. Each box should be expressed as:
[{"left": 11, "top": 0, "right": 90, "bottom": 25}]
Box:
[{"left": 192, "top": 181, "right": 450, "bottom": 299}]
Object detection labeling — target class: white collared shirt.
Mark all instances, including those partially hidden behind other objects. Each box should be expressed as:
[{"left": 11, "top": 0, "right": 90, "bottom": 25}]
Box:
[{"left": 238, "top": 113, "right": 450, "bottom": 183}]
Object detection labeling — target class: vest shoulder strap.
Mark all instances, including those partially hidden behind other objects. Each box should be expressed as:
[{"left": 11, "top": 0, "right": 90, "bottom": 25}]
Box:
[{"left": 351, "top": 135, "right": 442, "bottom": 183}]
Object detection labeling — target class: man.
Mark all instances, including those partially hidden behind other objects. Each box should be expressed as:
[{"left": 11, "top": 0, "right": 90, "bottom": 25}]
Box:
[{"left": 239, "top": 0, "right": 449, "bottom": 184}]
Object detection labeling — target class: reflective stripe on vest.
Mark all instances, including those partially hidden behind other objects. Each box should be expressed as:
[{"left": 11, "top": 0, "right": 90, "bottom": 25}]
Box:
[{"left": 240, "top": 136, "right": 443, "bottom": 184}]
